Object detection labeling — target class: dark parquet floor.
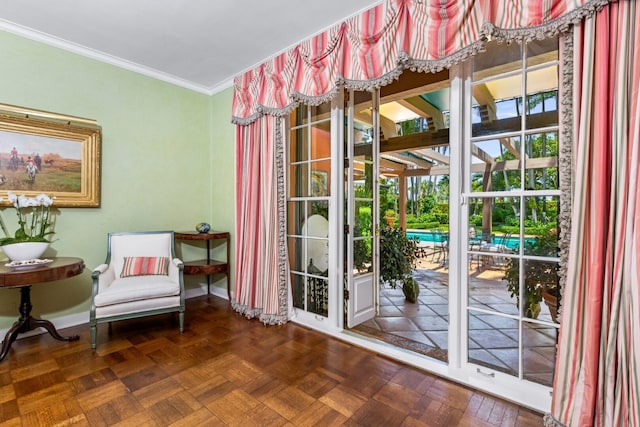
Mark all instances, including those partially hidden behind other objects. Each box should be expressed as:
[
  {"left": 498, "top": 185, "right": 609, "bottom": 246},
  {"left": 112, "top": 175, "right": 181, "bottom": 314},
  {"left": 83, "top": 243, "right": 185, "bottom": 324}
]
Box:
[{"left": 0, "top": 295, "right": 544, "bottom": 426}]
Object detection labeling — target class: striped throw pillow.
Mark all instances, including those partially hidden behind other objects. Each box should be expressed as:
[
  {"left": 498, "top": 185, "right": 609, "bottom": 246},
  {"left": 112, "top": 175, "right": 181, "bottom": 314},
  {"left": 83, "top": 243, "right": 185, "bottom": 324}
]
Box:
[{"left": 120, "top": 256, "right": 169, "bottom": 278}]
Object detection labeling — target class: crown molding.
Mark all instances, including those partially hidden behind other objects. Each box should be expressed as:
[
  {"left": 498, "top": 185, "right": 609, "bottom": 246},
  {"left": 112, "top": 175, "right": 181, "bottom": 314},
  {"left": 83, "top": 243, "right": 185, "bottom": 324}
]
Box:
[
  {"left": 0, "top": 19, "right": 213, "bottom": 95},
  {"left": 208, "top": 78, "right": 234, "bottom": 96}
]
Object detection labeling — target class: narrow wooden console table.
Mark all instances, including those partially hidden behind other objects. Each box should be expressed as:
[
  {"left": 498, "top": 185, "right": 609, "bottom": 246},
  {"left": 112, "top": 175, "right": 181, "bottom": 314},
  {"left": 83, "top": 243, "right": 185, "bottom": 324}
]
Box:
[
  {"left": 0, "top": 257, "right": 85, "bottom": 361},
  {"left": 174, "top": 231, "right": 230, "bottom": 298}
]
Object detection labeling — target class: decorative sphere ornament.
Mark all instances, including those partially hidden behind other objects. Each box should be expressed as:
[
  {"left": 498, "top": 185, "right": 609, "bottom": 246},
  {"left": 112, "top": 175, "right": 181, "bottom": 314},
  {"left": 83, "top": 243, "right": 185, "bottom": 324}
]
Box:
[{"left": 196, "top": 222, "right": 211, "bottom": 233}]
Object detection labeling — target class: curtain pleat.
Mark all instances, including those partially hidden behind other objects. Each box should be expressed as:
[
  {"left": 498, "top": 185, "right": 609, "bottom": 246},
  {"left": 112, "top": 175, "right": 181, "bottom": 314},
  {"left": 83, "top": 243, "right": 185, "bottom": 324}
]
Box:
[
  {"left": 232, "top": 0, "right": 609, "bottom": 125},
  {"left": 547, "top": 2, "right": 640, "bottom": 426},
  {"left": 233, "top": 117, "right": 287, "bottom": 324}
]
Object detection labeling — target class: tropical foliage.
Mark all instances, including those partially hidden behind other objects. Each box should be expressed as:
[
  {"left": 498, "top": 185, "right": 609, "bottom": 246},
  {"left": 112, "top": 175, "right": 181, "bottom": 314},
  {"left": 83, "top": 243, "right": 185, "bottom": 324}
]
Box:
[{"left": 503, "top": 225, "right": 559, "bottom": 318}]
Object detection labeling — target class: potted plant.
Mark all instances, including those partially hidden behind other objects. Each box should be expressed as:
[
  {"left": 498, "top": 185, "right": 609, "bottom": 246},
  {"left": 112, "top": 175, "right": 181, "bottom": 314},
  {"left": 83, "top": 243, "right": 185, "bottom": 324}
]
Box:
[
  {"left": 379, "top": 225, "right": 419, "bottom": 302},
  {"left": 0, "top": 192, "right": 55, "bottom": 262},
  {"left": 503, "top": 229, "right": 559, "bottom": 320}
]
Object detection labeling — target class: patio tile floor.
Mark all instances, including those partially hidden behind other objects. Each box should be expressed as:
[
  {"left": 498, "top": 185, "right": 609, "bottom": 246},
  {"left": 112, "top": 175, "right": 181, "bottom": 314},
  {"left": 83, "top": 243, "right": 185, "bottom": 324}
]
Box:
[{"left": 351, "top": 263, "right": 558, "bottom": 387}]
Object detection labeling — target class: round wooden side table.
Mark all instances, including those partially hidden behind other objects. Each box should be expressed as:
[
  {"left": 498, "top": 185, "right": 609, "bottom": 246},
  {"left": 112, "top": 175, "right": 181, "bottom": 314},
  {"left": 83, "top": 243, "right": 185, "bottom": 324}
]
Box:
[{"left": 0, "top": 257, "right": 85, "bottom": 361}]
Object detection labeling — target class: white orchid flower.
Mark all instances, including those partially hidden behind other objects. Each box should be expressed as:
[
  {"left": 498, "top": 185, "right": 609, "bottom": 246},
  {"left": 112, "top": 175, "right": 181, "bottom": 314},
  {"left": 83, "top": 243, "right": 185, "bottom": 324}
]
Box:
[
  {"left": 0, "top": 192, "right": 55, "bottom": 243},
  {"left": 35, "top": 194, "right": 53, "bottom": 207},
  {"left": 17, "top": 195, "right": 29, "bottom": 208}
]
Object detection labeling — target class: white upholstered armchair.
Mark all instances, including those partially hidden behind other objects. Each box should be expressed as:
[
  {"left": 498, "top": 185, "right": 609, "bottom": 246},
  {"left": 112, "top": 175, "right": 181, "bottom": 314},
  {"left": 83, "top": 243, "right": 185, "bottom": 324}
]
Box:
[{"left": 90, "top": 231, "right": 185, "bottom": 351}]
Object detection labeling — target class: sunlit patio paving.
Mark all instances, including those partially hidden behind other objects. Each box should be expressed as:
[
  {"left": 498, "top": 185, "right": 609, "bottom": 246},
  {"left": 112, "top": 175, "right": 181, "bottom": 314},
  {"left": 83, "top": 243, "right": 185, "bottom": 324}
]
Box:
[{"left": 352, "top": 257, "right": 558, "bottom": 387}]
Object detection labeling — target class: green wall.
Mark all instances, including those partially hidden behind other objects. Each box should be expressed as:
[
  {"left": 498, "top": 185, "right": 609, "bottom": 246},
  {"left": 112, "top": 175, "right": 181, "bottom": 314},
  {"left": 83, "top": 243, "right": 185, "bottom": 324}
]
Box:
[
  {"left": 0, "top": 31, "right": 236, "bottom": 331},
  {"left": 209, "top": 87, "right": 236, "bottom": 293}
]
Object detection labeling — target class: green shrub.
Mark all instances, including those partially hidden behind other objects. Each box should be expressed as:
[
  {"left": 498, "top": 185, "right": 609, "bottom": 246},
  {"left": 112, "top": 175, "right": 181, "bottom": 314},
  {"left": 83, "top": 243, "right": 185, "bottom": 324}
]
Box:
[
  {"left": 406, "top": 222, "right": 427, "bottom": 229},
  {"left": 423, "top": 221, "right": 441, "bottom": 230},
  {"left": 434, "top": 212, "right": 449, "bottom": 224},
  {"left": 417, "top": 212, "right": 436, "bottom": 223},
  {"left": 470, "top": 214, "right": 483, "bottom": 227}
]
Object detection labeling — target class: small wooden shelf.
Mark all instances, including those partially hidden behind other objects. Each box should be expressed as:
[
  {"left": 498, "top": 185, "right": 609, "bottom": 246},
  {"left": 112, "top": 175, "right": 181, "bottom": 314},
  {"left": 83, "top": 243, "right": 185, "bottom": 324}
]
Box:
[
  {"left": 174, "top": 231, "right": 230, "bottom": 298},
  {"left": 182, "top": 259, "right": 227, "bottom": 275}
]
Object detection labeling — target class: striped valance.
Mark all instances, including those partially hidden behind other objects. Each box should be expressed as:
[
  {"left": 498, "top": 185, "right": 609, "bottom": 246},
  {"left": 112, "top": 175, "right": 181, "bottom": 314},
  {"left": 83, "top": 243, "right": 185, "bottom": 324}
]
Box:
[{"left": 232, "top": 0, "right": 611, "bottom": 125}]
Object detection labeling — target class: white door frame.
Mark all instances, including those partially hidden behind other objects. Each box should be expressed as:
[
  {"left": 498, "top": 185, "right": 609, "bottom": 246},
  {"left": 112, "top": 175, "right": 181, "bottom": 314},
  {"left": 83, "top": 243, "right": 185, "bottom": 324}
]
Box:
[{"left": 345, "top": 89, "right": 379, "bottom": 328}]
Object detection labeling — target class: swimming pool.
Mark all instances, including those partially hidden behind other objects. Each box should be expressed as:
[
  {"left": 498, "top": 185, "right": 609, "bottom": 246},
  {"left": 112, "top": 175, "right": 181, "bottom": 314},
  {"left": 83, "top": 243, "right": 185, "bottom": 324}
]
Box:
[
  {"left": 406, "top": 230, "right": 448, "bottom": 244},
  {"left": 406, "top": 230, "right": 522, "bottom": 250}
]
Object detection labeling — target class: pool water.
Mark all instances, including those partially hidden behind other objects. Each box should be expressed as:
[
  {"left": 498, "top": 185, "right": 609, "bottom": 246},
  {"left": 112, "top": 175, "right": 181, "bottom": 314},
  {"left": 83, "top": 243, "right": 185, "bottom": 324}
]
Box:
[{"left": 406, "top": 230, "right": 522, "bottom": 250}]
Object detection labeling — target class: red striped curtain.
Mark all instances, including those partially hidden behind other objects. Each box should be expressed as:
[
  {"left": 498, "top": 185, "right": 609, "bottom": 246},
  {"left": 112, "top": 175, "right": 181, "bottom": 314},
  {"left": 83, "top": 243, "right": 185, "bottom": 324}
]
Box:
[
  {"left": 233, "top": 116, "right": 287, "bottom": 324},
  {"left": 547, "top": 2, "right": 640, "bottom": 425}
]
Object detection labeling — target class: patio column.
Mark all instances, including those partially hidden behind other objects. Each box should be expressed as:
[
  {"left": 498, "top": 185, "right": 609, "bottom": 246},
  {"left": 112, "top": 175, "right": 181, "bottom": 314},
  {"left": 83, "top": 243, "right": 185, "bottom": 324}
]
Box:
[
  {"left": 399, "top": 172, "right": 407, "bottom": 229},
  {"left": 482, "top": 166, "right": 493, "bottom": 237}
]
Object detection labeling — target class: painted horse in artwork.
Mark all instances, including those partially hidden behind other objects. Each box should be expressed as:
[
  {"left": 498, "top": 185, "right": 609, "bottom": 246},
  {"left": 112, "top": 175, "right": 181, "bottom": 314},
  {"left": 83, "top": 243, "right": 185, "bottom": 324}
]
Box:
[{"left": 26, "top": 163, "right": 37, "bottom": 182}]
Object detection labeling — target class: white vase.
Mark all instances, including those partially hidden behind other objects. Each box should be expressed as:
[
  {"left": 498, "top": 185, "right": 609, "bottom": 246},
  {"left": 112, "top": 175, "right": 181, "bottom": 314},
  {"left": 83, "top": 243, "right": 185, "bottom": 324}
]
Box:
[{"left": 1, "top": 242, "right": 50, "bottom": 262}]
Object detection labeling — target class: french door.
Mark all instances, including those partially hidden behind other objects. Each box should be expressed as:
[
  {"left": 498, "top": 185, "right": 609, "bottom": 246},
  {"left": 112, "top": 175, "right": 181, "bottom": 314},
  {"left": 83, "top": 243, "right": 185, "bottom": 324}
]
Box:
[
  {"left": 344, "top": 89, "right": 379, "bottom": 328},
  {"left": 286, "top": 36, "right": 562, "bottom": 409},
  {"left": 285, "top": 89, "right": 380, "bottom": 331},
  {"left": 457, "top": 37, "right": 561, "bottom": 406},
  {"left": 287, "top": 101, "right": 340, "bottom": 330}
]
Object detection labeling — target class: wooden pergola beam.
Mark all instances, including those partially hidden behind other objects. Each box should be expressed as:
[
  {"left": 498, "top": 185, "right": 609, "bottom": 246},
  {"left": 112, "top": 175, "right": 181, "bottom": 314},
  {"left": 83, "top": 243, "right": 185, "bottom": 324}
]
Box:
[
  {"left": 355, "top": 110, "right": 558, "bottom": 156},
  {"left": 414, "top": 148, "right": 450, "bottom": 165},
  {"left": 471, "top": 145, "right": 495, "bottom": 165},
  {"left": 472, "top": 84, "right": 497, "bottom": 121},
  {"left": 382, "top": 152, "right": 434, "bottom": 169},
  {"left": 400, "top": 155, "right": 558, "bottom": 177},
  {"left": 380, "top": 70, "right": 450, "bottom": 103},
  {"left": 354, "top": 110, "right": 398, "bottom": 139},
  {"left": 397, "top": 97, "right": 445, "bottom": 130},
  {"left": 380, "top": 158, "right": 404, "bottom": 173}
]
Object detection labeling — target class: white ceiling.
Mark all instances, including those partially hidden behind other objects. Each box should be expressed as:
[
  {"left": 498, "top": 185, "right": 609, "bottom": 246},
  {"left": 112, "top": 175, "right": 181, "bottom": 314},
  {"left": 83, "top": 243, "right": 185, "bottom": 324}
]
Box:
[{"left": 0, "top": 0, "right": 381, "bottom": 94}]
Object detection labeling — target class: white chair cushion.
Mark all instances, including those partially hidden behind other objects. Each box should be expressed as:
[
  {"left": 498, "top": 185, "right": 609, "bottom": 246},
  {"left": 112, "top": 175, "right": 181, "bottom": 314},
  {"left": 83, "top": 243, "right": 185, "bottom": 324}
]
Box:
[
  {"left": 95, "top": 296, "right": 180, "bottom": 319},
  {"left": 93, "top": 275, "right": 180, "bottom": 307}
]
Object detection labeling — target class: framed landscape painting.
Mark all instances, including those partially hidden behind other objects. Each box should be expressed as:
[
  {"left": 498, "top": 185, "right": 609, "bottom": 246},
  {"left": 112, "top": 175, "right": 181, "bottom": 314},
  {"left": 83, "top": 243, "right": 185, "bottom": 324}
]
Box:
[{"left": 0, "top": 104, "right": 101, "bottom": 207}]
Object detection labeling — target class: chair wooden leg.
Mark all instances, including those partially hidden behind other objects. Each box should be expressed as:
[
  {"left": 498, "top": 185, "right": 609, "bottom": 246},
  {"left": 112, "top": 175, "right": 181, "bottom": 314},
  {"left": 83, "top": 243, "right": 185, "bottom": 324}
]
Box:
[
  {"left": 179, "top": 311, "right": 184, "bottom": 333},
  {"left": 90, "top": 323, "right": 97, "bottom": 351}
]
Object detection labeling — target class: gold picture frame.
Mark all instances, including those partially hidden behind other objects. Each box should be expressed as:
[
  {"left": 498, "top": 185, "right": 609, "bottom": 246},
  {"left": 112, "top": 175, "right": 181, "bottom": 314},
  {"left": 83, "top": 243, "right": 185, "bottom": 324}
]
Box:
[{"left": 0, "top": 103, "right": 101, "bottom": 207}]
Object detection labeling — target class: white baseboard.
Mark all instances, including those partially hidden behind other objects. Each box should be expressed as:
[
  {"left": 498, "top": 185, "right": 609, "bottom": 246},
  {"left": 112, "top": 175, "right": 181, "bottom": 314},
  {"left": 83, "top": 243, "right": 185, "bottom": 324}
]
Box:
[{"left": 0, "top": 284, "right": 228, "bottom": 340}]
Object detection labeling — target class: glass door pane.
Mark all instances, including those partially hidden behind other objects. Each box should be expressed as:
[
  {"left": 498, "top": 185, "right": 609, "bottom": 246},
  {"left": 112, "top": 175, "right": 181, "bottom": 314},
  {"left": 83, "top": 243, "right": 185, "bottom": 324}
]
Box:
[
  {"left": 287, "top": 102, "right": 332, "bottom": 317},
  {"left": 346, "top": 90, "right": 378, "bottom": 327},
  {"left": 465, "top": 38, "right": 560, "bottom": 387}
]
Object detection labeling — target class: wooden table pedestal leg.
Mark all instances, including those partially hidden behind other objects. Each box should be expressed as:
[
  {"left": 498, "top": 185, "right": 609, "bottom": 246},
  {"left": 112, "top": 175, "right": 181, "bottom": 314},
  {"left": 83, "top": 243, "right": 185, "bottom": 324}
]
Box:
[{"left": 0, "top": 286, "right": 80, "bottom": 361}]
